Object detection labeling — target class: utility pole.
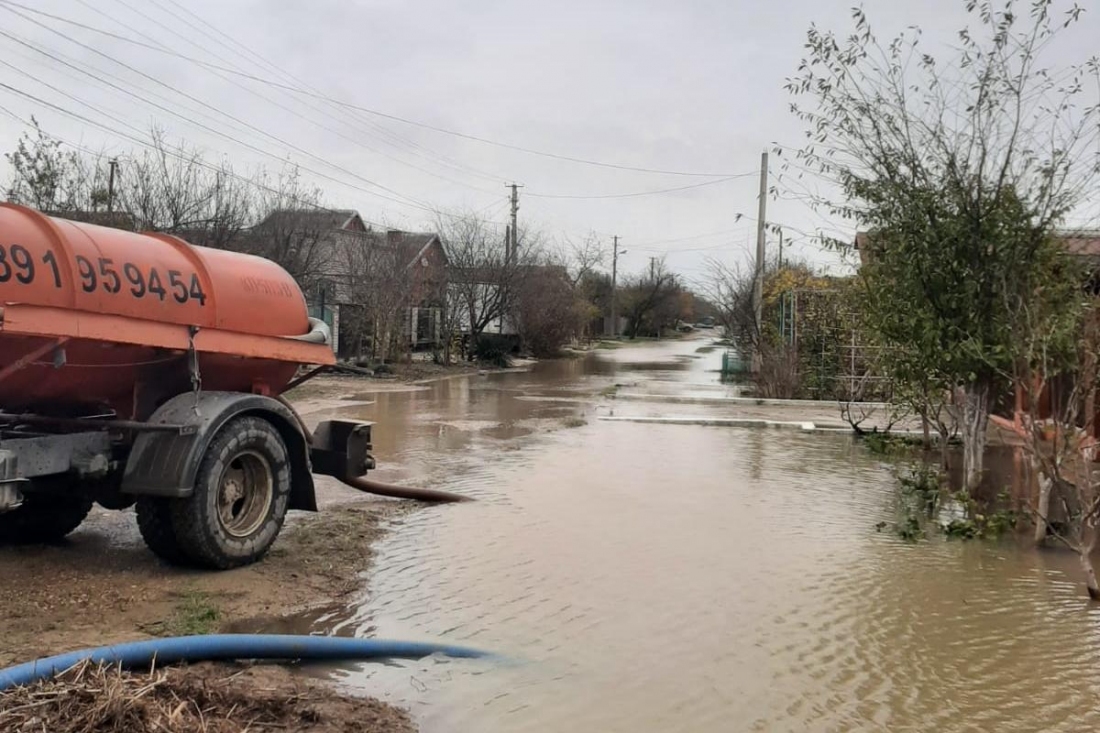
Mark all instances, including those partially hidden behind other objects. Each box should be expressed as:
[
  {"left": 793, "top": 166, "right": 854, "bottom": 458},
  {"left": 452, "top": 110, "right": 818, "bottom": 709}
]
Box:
[
  {"left": 649, "top": 256, "right": 657, "bottom": 280},
  {"left": 753, "top": 151, "right": 768, "bottom": 370},
  {"left": 501, "top": 184, "right": 521, "bottom": 336},
  {"left": 610, "top": 236, "right": 625, "bottom": 338},
  {"left": 507, "top": 183, "right": 521, "bottom": 264},
  {"left": 106, "top": 158, "right": 119, "bottom": 214}
]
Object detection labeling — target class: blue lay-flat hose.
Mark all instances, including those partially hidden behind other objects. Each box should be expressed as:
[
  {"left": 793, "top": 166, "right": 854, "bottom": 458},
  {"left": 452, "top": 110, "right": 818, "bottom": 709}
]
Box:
[{"left": 0, "top": 634, "right": 489, "bottom": 691}]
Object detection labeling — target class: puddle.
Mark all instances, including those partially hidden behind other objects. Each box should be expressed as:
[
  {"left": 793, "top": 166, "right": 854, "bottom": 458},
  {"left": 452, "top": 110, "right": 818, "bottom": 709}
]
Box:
[{"left": 297, "top": 335, "right": 1100, "bottom": 732}]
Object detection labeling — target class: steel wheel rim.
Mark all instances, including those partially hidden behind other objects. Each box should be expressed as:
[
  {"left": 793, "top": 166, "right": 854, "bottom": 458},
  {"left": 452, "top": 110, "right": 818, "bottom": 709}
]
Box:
[{"left": 216, "top": 450, "right": 273, "bottom": 538}]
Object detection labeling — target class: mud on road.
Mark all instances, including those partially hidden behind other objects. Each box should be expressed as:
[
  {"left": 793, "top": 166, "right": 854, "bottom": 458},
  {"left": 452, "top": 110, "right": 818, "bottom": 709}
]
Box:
[{"left": 0, "top": 499, "right": 413, "bottom": 668}]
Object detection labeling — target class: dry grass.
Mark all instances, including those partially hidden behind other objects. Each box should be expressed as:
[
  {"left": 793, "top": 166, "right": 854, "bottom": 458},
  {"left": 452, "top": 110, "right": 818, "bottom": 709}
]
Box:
[{"left": 0, "top": 661, "right": 414, "bottom": 733}]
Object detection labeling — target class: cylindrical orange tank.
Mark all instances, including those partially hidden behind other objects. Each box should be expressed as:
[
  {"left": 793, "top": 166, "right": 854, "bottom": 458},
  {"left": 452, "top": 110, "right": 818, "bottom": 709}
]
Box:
[{"left": 0, "top": 204, "right": 334, "bottom": 417}]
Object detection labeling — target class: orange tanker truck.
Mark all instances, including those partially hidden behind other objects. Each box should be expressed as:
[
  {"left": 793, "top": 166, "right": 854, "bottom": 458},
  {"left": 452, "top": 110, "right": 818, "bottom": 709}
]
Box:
[{"left": 0, "top": 203, "right": 377, "bottom": 568}]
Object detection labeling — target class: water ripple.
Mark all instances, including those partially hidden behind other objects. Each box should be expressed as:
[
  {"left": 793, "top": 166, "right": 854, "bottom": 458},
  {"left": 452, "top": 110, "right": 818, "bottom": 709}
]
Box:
[{"left": 317, "top": 345, "right": 1100, "bottom": 732}]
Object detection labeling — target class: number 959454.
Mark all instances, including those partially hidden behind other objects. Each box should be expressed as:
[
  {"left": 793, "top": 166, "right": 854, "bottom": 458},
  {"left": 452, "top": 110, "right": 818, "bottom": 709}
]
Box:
[{"left": 74, "top": 255, "right": 207, "bottom": 305}]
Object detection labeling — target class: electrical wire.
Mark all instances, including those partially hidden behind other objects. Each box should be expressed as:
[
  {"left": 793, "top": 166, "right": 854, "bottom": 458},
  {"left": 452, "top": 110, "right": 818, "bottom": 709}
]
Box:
[
  {"left": 81, "top": 0, "right": 509, "bottom": 197},
  {"left": 0, "top": 6, "right": 449, "bottom": 215},
  {"left": 526, "top": 174, "right": 754, "bottom": 200},
  {"left": 0, "top": 85, "right": 384, "bottom": 224},
  {"left": 0, "top": 0, "right": 740, "bottom": 178},
  {"left": 149, "top": 0, "right": 512, "bottom": 186}
]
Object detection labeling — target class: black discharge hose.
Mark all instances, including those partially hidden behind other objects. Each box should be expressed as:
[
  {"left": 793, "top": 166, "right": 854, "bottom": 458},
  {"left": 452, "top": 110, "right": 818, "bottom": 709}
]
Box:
[
  {"left": 272, "top": 395, "right": 472, "bottom": 503},
  {"left": 339, "top": 475, "right": 472, "bottom": 503}
]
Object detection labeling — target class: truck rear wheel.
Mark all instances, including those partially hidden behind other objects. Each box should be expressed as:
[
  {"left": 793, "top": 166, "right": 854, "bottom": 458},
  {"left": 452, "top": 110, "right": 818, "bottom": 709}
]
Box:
[
  {"left": 135, "top": 497, "right": 191, "bottom": 565},
  {"left": 168, "top": 416, "right": 292, "bottom": 569},
  {"left": 0, "top": 492, "right": 94, "bottom": 544}
]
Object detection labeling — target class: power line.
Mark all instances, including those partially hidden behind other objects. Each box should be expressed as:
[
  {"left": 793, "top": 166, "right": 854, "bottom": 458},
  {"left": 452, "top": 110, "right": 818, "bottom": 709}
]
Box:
[
  {"left": 630, "top": 226, "right": 752, "bottom": 248},
  {"left": 0, "top": 57, "right": 157, "bottom": 143},
  {"left": 0, "top": 16, "right": 450, "bottom": 216},
  {"left": 149, "top": 0, "right": 511, "bottom": 186},
  {"left": 526, "top": 174, "right": 754, "bottom": 200},
  {"left": 0, "top": 4, "right": 473, "bottom": 215},
  {"left": 1, "top": 4, "right": 746, "bottom": 219},
  {"left": 80, "top": 0, "right": 510, "bottom": 197},
  {"left": 0, "top": 85, "right": 375, "bottom": 222},
  {"left": 0, "top": 44, "right": 431, "bottom": 217},
  {"left": 0, "top": 0, "right": 740, "bottom": 178}
]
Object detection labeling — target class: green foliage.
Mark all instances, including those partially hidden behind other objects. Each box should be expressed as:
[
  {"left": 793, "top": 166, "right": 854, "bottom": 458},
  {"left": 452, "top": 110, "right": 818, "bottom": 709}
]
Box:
[
  {"left": 895, "top": 515, "right": 924, "bottom": 543},
  {"left": 942, "top": 518, "right": 979, "bottom": 539},
  {"left": 735, "top": 260, "right": 861, "bottom": 401},
  {"left": 863, "top": 431, "right": 922, "bottom": 457},
  {"left": 898, "top": 463, "right": 943, "bottom": 515},
  {"left": 858, "top": 202, "right": 1083, "bottom": 393},
  {"left": 786, "top": 0, "right": 1100, "bottom": 484},
  {"left": 943, "top": 490, "right": 1019, "bottom": 540},
  {"left": 884, "top": 461, "right": 1019, "bottom": 542},
  {"left": 473, "top": 334, "right": 514, "bottom": 368},
  {"left": 882, "top": 463, "right": 944, "bottom": 541},
  {"left": 145, "top": 591, "right": 220, "bottom": 637}
]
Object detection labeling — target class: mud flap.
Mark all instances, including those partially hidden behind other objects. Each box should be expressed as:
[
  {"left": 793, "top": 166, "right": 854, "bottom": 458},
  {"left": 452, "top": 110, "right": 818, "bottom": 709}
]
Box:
[
  {"left": 310, "top": 420, "right": 375, "bottom": 481},
  {"left": 121, "top": 392, "right": 317, "bottom": 511}
]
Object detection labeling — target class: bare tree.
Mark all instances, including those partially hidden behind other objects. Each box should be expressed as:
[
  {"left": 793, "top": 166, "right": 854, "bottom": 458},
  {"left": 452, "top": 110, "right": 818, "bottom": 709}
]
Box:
[
  {"left": 245, "top": 167, "right": 331, "bottom": 295},
  {"left": 620, "top": 258, "right": 680, "bottom": 338},
  {"left": 435, "top": 211, "right": 537, "bottom": 357},
  {"left": 5, "top": 117, "right": 107, "bottom": 214},
  {"left": 1012, "top": 285, "right": 1100, "bottom": 597},
  {"left": 562, "top": 232, "right": 605, "bottom": 289},
  {"left": 337, "top": 232, "right": 415, "bottom": 363},
  {"left": 514, "top": 260, "right": 593, "bottom": 356},
  {"left": 704, "top": 257, "right": 759, "bottom": 353}
]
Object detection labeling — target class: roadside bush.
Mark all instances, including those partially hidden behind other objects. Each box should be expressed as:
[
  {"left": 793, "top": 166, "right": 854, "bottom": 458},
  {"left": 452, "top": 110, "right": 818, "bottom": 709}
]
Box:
[
  {"left": 515, "top": 270, "right": 590, "bottom": 356},
  {"left": 473, "top": 334, "right": 515, "bottom": 367},
  {"left": 753, "top": 343, "right": 801, "bottom": 399}
]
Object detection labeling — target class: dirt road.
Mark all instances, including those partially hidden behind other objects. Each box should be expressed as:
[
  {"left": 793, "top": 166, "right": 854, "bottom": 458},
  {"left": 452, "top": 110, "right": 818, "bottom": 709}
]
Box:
[{"left": 0, "top": 498, "right": 411, "bottom": 668}]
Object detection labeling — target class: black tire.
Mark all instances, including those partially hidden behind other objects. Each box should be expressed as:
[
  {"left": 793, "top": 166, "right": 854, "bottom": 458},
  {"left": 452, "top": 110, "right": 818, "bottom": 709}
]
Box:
[
  {"left": 169, "top": 416, "right": 291, "bottom": 569},
  {"left": 93, "top": 475, "right": 136, "bottom": 511},
  {"left": 135, "top": 497, "right": 191, "bottom": 565},
  {"left": 0, "top": 492, "right": 94, "bottom": 544}
]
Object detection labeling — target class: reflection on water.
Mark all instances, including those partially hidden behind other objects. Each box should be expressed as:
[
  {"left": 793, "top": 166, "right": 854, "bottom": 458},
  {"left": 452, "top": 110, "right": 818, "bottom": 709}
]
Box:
[{"left": 309, "top": 337, "right": 1100, "bottom": 732}]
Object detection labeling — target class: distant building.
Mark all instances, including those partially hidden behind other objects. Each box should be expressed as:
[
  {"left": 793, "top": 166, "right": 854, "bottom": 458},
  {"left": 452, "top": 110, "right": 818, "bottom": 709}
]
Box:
[{"left": 260, "top": 208, "right": 448, "bottom": 358}]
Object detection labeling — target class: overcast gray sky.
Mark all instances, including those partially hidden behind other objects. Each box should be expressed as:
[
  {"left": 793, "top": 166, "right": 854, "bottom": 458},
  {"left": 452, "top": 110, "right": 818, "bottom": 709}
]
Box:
[{"left": 1, "top": 0, "right": 1097, "bottom": 285}]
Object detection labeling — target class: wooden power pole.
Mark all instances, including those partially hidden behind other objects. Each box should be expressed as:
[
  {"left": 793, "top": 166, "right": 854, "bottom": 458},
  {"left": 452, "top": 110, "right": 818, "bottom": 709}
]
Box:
[
  {"left": 753, "top": 151, "right": 768, "bottom": 370},
  {"left": 507, "top": 183, "right": 521, "bottom": 264},
  {"left": 611, "top": 234, "right": 620, "bottom": 336},
  {"left": 107, "top": 158, "right": 119, "bottom": 214}
]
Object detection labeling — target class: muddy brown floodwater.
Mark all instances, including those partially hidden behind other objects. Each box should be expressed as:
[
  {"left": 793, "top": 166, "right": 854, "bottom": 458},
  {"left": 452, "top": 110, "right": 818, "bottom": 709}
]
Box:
[{"left": 274, "top": 334, "right": 1100, "bottom": 733}]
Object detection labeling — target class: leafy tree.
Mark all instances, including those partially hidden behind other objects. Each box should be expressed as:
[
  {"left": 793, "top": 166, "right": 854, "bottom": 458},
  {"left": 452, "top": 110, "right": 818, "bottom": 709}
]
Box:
[{"left": 786, "top": 0, "right": 1100, "bottom": 488}]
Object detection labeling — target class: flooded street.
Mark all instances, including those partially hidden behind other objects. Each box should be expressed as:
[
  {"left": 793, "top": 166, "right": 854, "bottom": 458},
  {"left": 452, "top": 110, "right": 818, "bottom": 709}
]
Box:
[{"left": 303, "top": 336, "right": 1100, "bottom": 732}]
